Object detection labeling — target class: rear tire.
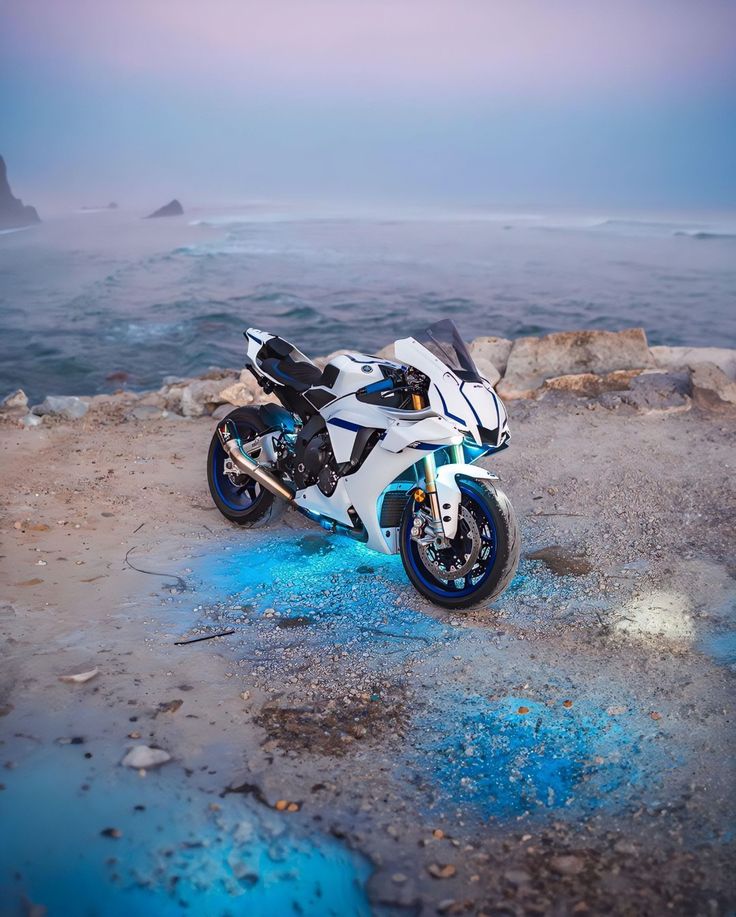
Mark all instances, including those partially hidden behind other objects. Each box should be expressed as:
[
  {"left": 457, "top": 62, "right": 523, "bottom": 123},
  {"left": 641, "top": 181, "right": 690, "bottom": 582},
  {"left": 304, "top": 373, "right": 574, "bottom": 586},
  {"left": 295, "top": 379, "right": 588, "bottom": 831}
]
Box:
[
  {"left": 207, "top": 407, "right": 285, "bottom": 527},
  {"left": 399, "top": 479, "right": 520, "bottom": 609}
]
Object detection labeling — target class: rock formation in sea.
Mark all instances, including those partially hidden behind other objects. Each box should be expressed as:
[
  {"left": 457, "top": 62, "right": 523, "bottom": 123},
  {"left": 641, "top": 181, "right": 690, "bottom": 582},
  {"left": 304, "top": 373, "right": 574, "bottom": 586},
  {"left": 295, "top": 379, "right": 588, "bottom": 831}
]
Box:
[
  {"left": 0, "top": 155, "right": 40, "bottom": 229},
  {"left": 146, "top": 199, "right": 183, "bottom": 218}
]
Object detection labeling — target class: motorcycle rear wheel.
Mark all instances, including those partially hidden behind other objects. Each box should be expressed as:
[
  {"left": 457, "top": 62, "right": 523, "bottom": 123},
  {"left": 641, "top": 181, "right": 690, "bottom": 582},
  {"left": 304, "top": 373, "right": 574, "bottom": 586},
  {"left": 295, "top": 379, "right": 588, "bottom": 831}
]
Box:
[
  {"left": 399, "top": 479, "right": 519, "bottom": 609},
  {"left": 207, "top": 407, "right": 285, "bottom": 527}
]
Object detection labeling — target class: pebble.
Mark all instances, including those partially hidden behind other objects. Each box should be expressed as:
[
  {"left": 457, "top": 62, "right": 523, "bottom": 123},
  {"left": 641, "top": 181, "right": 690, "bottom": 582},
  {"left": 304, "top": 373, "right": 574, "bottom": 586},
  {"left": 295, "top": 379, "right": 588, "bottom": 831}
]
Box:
[
  {"left": 549, "top": 854, "right": 585, "bottom": 876},
  {"left": 428, "top": 863, "right": 457, "bottom": 879},
  {"left": 120, "top": 745, "right": 171, "bottom": 769}
]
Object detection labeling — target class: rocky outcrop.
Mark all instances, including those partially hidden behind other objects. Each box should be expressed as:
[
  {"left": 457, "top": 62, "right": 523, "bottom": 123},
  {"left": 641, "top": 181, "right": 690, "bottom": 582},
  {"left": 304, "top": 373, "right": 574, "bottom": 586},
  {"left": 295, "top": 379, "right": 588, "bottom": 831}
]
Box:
[
  {"left": 689, "top": 362, "right": 736, "bottom": 410},
  {"left": 6, "top": 331, "right": 736, "bottom": 429},
  {"left": 650, "top": 346, "right": 736, "bottom": 381},
  {"left": 146, "top": 199, "right": 183, "bottom": 218},
  {"left": 0, "top": 156, "right": 40, "bottom": 229},
  {"left": 498, "top": 329, "right": 653, "bottom": 399}
]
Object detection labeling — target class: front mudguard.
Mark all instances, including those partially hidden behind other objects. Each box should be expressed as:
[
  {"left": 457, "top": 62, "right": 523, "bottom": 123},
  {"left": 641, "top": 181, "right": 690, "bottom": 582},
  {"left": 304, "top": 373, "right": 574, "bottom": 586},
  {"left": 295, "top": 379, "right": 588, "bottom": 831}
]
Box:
[{"left": 435, "top": 463, "right": 499, "bottom": 540}]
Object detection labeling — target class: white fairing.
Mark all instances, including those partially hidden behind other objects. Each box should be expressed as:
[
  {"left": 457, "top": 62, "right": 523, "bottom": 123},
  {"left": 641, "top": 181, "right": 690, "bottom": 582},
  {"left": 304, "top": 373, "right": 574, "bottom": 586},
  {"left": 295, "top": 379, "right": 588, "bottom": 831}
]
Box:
[
  {"left": 394, "top": 336, "right": 508, "bottom": 447},
  {"left": 243, "top": 325, "right": 510, "bottom": 554}
]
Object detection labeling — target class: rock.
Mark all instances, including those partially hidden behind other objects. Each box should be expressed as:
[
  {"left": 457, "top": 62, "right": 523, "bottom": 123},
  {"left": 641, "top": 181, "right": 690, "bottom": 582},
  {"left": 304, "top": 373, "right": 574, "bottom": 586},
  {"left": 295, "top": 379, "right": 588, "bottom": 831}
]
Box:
[
  {"left": 428, "top": 863, "right": 457, "bottom": 879},
  {"left": 504, "top": 868, "right": 532, "bottom": 886},
  {"left": 0, "top": 155, "right": 40, "bottom": 229},
  {"left": 20, "top": 413, "right": 43, "bottom": 428},
  {"left": 689, "top": 361, "right": 736, "bottom": 410},
  {"left": 32, "top": 395, "right": 88, "bottom": 420},
  {"left": 1, "top": 389, "right": 28, "bottom": 411},
  {"left": 498, "top": 328, "right": 653, "bottom": 399},
  {"left": 218, "top": 381, "right": 255, "bottom": 408},
  {"left": 121, "top": 745, "right": 171, "bottom": 769},
  {"left": 472, "top": 356, "right": 501, "bottom": 387},
  {"left": 156, "top": 699, "right": 183, "bottom": 715},
  {"left": 549, "top": 854, "right": 585, "bottom": 876},
  {"left": 650, "top": 345, "right": 736, "bottom": 380},
  {"left": 58, "top": 667, "right": 99, "bottom": 684},
  {"left": 598, "top": 372, "right": 690, "bottom": 415},
  {"left": 541, "top": 369, "right": 640, "bottom": 398},
  {"left": 180, "top": 379, "right": 233, "bottom": 417},
  {"left": 146, "top": 199, "right": 183, "bottom": 218},
  {"left": 470, "top": 336, "right": 513, "bottom": 374}
]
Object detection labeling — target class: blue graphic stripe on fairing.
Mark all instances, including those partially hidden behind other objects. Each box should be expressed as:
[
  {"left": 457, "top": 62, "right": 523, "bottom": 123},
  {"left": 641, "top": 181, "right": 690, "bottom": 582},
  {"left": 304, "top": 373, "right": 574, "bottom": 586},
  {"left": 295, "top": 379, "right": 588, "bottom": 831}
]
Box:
[
  {"left": 459, "top": 381, "right": 483, "bottom": 428},
  {"left": 328, "top": 417, "right": 363, "bottom": 432},
  {"left": 433, "top": 384, "right": 467, "bottom": 427}
]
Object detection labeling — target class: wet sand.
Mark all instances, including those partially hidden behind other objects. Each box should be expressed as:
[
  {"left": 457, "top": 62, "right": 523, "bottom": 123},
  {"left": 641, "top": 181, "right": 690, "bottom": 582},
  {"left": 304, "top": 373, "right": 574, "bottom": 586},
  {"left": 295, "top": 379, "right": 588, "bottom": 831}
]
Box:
[{"left": 1, "top": 396, "right": 735, "bottom": 915}]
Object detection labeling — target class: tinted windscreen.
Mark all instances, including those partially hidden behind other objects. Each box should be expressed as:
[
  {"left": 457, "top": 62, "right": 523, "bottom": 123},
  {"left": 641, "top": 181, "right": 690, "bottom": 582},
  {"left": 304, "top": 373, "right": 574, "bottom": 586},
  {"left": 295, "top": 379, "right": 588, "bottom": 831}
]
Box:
[{"left": 416, "top": 319, "right": 481, "bottom": 382}]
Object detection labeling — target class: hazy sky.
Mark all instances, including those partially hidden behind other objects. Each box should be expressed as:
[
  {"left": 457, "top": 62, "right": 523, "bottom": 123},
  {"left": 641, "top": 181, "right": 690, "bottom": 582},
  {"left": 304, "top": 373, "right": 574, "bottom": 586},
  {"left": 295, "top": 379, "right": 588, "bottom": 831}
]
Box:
[{"left": 2, "top": 0, "right": 735, "bottom": 211}]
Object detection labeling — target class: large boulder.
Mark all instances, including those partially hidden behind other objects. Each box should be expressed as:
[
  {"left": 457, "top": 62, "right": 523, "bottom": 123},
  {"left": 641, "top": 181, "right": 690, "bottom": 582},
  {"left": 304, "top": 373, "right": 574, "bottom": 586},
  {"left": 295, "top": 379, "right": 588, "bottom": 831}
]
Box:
[
  {"left": 0, "top": 156, "right": 40, "bottom": 230},
  {"left": 469, "top": 336, "right": 513, "bottom": 375},
  {"left": 650, "top": 346, "right": 736, "bottom": 381},
  {"left": 146, "top": 199, "right": 183, "bottom": 218},
  {"left": 31, "top": 395, "right": 88, "bottom": 420},
  {"left": 498, "top": 328, "right": 653, "bottom": 399},
  {"left": 689, "top": 362, "right": 736, "bottom": 410}
]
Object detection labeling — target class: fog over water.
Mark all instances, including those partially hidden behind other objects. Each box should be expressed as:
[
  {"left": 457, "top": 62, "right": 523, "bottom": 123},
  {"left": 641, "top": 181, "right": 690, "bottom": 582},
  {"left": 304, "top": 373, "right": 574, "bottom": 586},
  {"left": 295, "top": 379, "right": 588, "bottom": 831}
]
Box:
[{"left": 1, "top": 205, "right": 734, "bottom": 401}]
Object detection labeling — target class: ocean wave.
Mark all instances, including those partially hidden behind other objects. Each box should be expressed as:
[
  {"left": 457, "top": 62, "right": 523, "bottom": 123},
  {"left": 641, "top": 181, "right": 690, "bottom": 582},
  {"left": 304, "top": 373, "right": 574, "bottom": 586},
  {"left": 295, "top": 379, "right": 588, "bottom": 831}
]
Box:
[{"left": 673, "top": 230, "right": 736, "bottom": 241}]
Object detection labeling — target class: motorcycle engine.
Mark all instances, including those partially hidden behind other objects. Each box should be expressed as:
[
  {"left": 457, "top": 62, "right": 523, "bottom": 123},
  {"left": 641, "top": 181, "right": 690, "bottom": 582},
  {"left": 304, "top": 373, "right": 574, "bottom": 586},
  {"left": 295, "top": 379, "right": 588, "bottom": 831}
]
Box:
[{"left": 293, "top": 424, "right": 339, "bottom": 496}]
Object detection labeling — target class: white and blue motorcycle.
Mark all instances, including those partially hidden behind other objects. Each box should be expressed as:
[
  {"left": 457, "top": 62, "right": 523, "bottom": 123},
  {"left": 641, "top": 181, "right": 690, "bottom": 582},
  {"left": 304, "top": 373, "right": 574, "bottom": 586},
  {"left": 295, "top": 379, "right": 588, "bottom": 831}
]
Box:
[{"left": 207, "top": 319, "right": 519, "bottom": 608}]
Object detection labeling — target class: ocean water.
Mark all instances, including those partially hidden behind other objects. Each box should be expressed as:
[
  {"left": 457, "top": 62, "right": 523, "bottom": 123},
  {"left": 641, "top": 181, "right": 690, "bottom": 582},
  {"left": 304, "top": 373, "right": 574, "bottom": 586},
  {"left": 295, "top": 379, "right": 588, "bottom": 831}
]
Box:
[{"left": 1, "top": 206, "right": 735, "bottom": 402}]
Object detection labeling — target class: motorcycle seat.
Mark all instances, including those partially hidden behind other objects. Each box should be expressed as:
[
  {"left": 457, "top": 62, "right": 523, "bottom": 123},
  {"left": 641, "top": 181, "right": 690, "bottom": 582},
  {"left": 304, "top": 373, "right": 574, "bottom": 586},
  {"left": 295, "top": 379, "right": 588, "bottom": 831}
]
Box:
[{"left": 255, "top": 334, "right": 324, "bottom": 392}]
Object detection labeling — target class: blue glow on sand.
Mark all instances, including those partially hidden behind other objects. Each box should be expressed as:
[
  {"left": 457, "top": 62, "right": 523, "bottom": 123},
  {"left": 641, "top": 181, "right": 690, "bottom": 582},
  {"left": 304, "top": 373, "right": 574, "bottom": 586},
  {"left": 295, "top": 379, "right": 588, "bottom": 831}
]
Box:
[
  {"left": 0, "top": 742, "right": 372, "bottom": 917},
  {"left": 417, "top": 694, "right": 647, "bottom": 820},
  {"left": 193, "top": 531, "right": 449, "bottom": 648}
]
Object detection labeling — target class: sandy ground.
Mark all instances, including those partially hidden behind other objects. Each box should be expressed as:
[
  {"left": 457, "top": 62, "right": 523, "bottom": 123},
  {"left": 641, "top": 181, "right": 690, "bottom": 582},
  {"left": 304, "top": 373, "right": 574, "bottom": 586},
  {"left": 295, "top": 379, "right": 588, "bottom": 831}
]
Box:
[{"left": 1, "top": 395, "right": 735, "bottom": 916}]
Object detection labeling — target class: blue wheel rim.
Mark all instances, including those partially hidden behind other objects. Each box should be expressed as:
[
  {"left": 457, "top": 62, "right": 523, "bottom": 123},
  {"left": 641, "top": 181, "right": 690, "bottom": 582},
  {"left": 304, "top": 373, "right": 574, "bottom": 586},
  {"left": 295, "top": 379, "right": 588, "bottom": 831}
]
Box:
[
  {"left": 404, "top": 481, "right": 498, "bottom": 598},
  {"left": 211, "top": 439, "right": 261, "bottom": 511}
]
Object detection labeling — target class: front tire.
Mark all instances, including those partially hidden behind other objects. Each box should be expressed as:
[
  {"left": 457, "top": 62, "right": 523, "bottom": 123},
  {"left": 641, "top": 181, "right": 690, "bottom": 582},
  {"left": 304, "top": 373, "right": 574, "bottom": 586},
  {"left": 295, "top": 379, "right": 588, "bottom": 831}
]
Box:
[
  {"left": 207, "top": 407, "right": 285, "bottom": 527},
  {"left": 399, "top": 479, "right": 520, "bottom": 609}
]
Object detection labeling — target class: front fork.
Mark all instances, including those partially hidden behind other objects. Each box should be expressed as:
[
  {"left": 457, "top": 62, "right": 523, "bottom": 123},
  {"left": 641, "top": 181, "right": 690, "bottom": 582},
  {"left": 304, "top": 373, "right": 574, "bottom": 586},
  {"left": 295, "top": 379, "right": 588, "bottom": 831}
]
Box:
[{"left": 411, "top": 392, "right": 462, "bottom": 533}]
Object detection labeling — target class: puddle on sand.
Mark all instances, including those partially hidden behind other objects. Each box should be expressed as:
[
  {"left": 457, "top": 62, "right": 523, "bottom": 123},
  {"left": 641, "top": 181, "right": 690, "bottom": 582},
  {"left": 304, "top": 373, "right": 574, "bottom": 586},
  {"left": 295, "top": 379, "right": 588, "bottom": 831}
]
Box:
[
  {"left": 0, "top": 739, "right": 373, "bottom": 917},
  {"left": 414, "top": 694, "right": 674, "bottom": 821}
]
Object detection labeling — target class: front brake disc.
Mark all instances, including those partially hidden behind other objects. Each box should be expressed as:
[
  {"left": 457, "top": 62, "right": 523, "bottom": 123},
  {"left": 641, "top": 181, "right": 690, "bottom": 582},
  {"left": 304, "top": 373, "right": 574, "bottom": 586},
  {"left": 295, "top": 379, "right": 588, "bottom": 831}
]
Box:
[{"left": 418, "top": 504, "right": 481, "bottom": 579}]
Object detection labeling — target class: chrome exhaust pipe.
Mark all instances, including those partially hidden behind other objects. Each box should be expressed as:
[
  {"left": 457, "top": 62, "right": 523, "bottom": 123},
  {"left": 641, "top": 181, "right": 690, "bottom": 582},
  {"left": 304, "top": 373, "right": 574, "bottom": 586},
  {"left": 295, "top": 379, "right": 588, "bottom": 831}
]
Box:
[{"left": 217, "top": 420, "right": 295, "bottom": 503}]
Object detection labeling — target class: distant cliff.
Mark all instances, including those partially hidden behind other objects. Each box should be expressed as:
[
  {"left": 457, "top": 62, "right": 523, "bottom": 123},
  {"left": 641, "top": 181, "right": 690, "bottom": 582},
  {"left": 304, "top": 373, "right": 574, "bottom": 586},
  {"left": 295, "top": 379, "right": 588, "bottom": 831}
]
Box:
[
  {"left": 0, "top": 156, "right": 40, "bottom": 230},
  {"left": 146, "top": 199, "right": 183, "bottom": 218}
]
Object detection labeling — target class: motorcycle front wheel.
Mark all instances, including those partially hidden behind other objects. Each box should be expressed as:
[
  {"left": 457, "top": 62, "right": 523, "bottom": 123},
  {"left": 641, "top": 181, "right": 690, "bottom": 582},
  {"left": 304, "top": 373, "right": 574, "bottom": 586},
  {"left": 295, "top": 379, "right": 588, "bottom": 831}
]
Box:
[{"left": 399, "top": 479, "right": 519, "bottom": 609}]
